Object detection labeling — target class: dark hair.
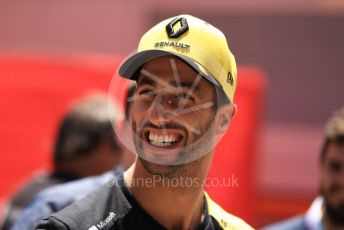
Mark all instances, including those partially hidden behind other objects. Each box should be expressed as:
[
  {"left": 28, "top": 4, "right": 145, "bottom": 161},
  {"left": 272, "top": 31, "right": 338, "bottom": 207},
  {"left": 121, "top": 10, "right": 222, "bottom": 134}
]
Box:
[
  {"left": 320, "top": 107, "right": 344, "bottom": 162},
  {"left": 54, "top": 95, "right": 121, "bottom": 165}
]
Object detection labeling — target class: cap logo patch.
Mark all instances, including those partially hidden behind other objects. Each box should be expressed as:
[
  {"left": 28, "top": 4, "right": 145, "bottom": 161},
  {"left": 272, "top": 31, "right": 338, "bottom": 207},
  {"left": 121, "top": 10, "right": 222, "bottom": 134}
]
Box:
[
  {"left": 154, "top": 41, "right": 190, "bottom": 53},
  {"left": 166, "top": 17, "right": 189, "bottom": 38},
  {"left": 227, "top": 72, "right": 233, "bottom": 85}
]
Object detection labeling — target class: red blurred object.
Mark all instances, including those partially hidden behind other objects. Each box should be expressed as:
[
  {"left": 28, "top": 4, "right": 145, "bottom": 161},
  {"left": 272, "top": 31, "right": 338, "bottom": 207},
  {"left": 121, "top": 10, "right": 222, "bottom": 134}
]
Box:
[
  {"left": 0, "top": 53, "right": 266, "bottom": 226},
  {"left": 0, "top": 53, "right": 128, "bottom": 199}
]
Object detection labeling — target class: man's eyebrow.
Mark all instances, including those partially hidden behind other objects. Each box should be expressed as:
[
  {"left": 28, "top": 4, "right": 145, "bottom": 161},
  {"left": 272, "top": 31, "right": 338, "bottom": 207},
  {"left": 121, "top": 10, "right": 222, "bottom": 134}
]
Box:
[
  {"left": 139, "top": 77, "right": 199, "bottom": 91},
  {"left": 169, "top": 81, "right": 199, "bottom": 91},
  {"left": 138, "top": 77, "right": 156, "bottom": 87}
]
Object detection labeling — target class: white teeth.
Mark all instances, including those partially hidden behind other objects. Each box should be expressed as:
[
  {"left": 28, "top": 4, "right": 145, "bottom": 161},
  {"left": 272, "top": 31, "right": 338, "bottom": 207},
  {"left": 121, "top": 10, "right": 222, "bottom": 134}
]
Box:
[
  {"left": 147, "top": 131, "right": 180, "bottom": 146},
  {"left": 154, "top": 135, "right": 159, "bottom": 142},
  {"left": 150, "top": 141, "right": 172, "bottom": 147}
]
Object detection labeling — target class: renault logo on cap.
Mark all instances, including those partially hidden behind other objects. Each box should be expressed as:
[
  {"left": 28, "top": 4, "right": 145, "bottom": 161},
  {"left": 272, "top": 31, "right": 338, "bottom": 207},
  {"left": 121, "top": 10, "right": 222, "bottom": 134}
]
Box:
[{"left": 166, "top": 17, "right": 189, "bottom": 38}]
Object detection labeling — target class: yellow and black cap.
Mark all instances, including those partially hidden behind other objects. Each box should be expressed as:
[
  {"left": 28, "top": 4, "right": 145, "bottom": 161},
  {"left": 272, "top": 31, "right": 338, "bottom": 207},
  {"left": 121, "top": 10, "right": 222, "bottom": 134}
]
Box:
[{"left": 119, "top": 14, "right": 237, "bottom": 102}]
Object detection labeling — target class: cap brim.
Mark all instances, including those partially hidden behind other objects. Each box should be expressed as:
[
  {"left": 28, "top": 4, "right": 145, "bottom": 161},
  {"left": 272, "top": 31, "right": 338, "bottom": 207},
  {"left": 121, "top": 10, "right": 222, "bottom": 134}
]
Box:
[{"left": 118, "top": 50, "right": 220, "bottom": 87}]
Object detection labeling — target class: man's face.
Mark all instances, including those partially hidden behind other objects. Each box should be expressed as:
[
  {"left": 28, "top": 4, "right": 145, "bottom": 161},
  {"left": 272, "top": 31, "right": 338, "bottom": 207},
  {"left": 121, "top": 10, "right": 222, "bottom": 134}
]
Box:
[
  {"left": 130, "top": 56, "right": 218, "bottom": 176},
  {"left": 320, "top": 142, "right": 344, "bottom": 225}
]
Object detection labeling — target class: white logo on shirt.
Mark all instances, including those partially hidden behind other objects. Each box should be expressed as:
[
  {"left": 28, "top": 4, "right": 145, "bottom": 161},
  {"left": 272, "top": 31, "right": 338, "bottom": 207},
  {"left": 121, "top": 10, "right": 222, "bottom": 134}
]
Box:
[{"left": 88, "top": 212, "right": 116, "bottom": 230}]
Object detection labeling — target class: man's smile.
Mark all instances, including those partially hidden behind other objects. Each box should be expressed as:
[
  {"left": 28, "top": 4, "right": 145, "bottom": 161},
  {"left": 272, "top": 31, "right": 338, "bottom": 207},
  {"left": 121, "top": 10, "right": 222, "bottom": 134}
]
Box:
[{"left": 142, "top": 127, "right": 186, "bottom": 151}]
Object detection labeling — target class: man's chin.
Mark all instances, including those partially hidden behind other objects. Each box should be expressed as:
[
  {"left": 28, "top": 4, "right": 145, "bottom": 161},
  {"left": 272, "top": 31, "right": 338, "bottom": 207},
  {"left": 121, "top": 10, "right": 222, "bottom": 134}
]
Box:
[
  {"left": 143, "top": 147, "right": 181, "bottom": 162},
  {"left": 139, "top": 157, "right": 182, "bottom": 177}
]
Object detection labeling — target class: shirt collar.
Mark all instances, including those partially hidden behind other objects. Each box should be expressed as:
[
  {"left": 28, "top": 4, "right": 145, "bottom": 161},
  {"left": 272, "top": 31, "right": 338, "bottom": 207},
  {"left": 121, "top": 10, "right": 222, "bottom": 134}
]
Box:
[{"left": 304, "top": 196, "right": 324, "bottom": 230}]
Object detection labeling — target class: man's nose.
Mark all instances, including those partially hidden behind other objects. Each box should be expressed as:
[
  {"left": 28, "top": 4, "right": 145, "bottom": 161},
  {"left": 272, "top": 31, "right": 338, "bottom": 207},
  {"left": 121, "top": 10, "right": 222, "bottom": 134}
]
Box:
[{"left": 149, "top": 101, "right": 174, "bottom": 127}]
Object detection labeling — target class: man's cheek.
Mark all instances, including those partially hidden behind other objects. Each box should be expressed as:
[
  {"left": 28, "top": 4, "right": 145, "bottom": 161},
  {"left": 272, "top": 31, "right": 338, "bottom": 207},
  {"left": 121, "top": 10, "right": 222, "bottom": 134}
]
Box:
[
  {"left": 320, "top": 178, "right": 330, "bottom": 195},
  {"left": 132, "top": 104, "right": 147, "bottom": 122}
]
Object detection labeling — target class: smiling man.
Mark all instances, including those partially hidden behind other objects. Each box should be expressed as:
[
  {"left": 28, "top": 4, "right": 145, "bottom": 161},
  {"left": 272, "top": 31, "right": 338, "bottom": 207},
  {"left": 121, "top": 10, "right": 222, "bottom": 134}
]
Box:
[
  {"left": 36, "top": 14, "right": 253, "bottom": 230},
  {"left": 131, "top": 56, "right": 221, "bottom": 173}
]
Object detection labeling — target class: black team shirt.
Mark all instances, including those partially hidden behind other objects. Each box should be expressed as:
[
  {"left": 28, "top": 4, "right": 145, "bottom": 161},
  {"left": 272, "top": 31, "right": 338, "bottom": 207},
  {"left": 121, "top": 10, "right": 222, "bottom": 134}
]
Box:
[{"left": 36, "top": 174, "right": 223, "bottom": 230}]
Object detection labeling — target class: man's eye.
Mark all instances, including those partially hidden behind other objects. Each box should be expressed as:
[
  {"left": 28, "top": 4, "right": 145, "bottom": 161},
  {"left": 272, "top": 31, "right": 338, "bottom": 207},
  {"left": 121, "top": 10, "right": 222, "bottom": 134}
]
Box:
[
  {"left": 176, "top": 93, "right": 195, "bottom": 101},
  {"left": 138, "top": 89, "right": 153, "bottom": 96},
  {"left": 329, "top": 161, "right": 341, "bottom": 173}
]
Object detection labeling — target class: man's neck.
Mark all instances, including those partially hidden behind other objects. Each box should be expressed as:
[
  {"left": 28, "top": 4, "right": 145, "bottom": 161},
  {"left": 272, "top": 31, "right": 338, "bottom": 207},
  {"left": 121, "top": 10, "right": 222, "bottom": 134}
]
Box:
[{"left": 124, "top": 157, "right": 211, "bottom": 230}]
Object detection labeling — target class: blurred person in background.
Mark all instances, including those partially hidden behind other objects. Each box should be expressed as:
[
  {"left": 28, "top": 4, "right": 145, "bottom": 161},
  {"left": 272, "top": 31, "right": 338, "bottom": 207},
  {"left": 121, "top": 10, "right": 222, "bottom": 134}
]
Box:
[
  {"left": 9, "top": 84, "right": 136, "bottom": 230},
  {"left": 264, "top": 106, "right": 344, "bottom": 230},
  {"left": 0, "top": 94, "right": 123, "bottom": 230}
]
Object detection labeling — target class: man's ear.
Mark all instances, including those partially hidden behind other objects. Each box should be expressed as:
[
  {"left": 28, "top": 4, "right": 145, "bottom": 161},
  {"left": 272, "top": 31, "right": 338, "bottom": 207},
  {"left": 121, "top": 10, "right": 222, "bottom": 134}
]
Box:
[{"left": 215, "top": 103, "right": 237, "bottom": 135}]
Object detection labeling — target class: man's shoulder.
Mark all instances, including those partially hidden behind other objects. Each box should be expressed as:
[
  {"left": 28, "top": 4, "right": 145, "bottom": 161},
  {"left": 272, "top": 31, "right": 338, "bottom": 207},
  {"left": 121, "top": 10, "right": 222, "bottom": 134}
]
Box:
[
  {"left": 205, "top": 194, "right": 254, "bottom": 230},
  {"left": 38, "top": 171, "right": 115, "bottom": 200},
  {"left": 2, "top": 174, "right": 63, "bottom": 230},
  {"left": 11, "top": 172, "right": 61, "bottom": 206},
  {"left": 34, "top": 216, "right": 70, "bottom": 229},
  {"left": 262, "top": 215, "right": 306, "bottom": 230},
  {"left": 11, "top": 172, "right": 116, "bottom": 230},
  {"left": 36, "top": 177, "right": 130, "bottom": 230}
]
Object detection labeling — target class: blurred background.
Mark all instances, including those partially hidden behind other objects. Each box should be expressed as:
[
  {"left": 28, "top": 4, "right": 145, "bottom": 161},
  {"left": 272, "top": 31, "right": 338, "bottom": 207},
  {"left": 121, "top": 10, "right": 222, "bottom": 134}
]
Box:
[{"left": 1, "top": 0, "right": 344, "bottom": 228}]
